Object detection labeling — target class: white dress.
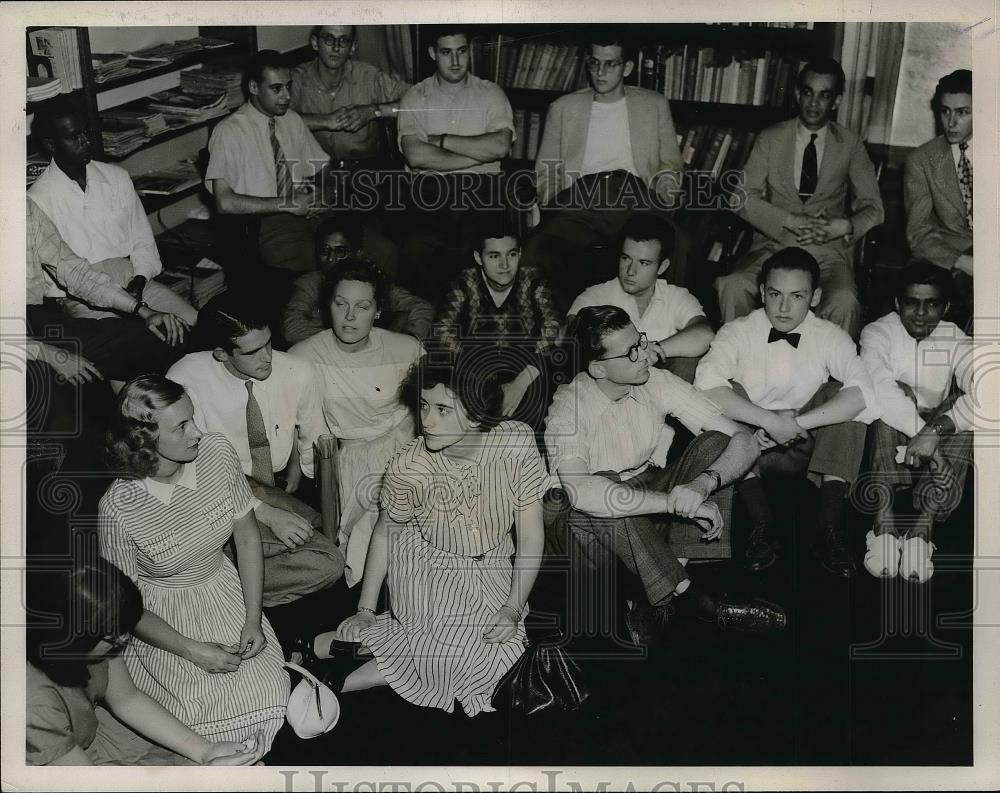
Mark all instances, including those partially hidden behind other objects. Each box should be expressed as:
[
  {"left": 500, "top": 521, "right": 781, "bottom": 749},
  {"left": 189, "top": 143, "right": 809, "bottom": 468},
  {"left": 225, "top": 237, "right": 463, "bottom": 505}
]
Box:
[{"left": 289, "top": 327, "right": 423, "bottom": 585}]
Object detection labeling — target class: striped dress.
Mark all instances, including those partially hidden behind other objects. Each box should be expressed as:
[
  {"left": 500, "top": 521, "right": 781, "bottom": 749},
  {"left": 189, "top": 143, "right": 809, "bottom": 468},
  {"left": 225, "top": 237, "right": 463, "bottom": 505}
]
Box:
[
  {"left": 98, "top": 433, "right": 288, "bottom": 752},
  {"left": 361, "top": 421, "right": 546, "bottom": 716}
]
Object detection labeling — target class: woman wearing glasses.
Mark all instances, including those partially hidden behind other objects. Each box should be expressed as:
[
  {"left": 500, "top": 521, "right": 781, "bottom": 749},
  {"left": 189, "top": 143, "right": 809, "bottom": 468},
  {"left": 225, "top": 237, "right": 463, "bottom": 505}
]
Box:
[
  {"left": 26, "top": 559, "right": 265, "bottom": 766},
  {"left": 282, "top": 216, "right": 433, "bottom": 346},
  {"left": 289, "top": 255, "right": 423, "bottom": 593},
  {"left": 331, "top": 352, "right": 545, "bottom": 717}
]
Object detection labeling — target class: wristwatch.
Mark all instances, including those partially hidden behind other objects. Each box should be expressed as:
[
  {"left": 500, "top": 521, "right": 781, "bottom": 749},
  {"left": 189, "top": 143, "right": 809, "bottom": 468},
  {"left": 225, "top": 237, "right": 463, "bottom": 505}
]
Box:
[
  {"left": 373, "top": 106, "right": 383, "bottom": 119},
  {"left": 131, "top": 300, "right": 149, "bottom": 317},
  {"left": 702, "top": 469, "right": 723, "bottom": 493}
]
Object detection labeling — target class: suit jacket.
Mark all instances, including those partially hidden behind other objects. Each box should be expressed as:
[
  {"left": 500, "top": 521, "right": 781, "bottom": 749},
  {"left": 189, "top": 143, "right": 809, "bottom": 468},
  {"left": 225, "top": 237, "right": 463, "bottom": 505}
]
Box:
[
  {"left": 534, "top": 86, "right": 683, "bottom": 206},
  {"left": 903, "top": 134, "right": 972, "bottom": 269},
  {"left": 734, "top": 119, "right": 884, "bottom": 267}
]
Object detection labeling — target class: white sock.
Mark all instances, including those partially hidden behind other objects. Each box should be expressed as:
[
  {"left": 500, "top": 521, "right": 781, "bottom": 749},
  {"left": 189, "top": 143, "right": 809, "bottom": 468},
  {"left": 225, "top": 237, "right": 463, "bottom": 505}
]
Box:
[{"left": 674, "top": 578, "right": 691, "bottom": 595}]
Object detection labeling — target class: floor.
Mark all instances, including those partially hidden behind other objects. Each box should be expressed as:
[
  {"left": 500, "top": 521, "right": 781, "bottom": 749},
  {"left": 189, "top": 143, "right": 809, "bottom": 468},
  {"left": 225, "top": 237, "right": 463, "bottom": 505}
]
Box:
[{"left": 262, "top": 477, "right": 974, "bottom": 767}]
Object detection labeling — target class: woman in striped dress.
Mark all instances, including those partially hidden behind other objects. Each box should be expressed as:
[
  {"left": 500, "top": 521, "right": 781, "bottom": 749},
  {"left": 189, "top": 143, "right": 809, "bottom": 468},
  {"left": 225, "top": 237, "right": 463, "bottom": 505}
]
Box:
[
  {"left": 334, "top": 354, "right": 546, "bottom": 716},
  {"left": 99, "top": 375, "right": 288, "bottom": 753}
]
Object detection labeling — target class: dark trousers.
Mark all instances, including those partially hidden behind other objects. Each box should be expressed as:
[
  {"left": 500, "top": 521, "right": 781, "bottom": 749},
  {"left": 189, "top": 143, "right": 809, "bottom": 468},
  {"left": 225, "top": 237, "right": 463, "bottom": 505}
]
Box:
[
  {"left": 547, "top": 431, "right": 731, "bottom": 608},
  {"left": 732, "top": 380, "right": 867, "bottom": 487}
]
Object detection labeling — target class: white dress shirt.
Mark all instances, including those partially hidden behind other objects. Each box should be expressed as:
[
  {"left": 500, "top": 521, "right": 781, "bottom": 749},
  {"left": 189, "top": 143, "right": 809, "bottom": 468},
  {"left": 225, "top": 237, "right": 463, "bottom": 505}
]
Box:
[
  {"left": 567, "top": 277, "right": 706, "bottom": 342},
  {"left": 205, "top": 102, "right": 328, "bottom": 197},
  {"left": 695, "top": 308, "right": 876, "bottom": 420},
  {"left": 167, "top": 351, "right": 326, "bottom": 479},
  {"left": 793, "top": 121, "right": 829, "bottom": 188},
  {"left": 859, "top": 311, "right": 972, "bottom": 437},
  {"left": 545, "top": 368, "right": 722, "bottom": 481},
  {"left": 28, "top": 160, "right": 162, "bottom": 279}
]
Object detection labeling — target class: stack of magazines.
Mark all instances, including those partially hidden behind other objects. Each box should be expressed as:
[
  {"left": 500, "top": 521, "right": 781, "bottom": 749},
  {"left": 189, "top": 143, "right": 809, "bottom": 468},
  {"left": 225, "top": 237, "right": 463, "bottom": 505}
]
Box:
[
  {"left": 91, "top": 52, "right": 130, "bottom": 83},
  {"left": 27, "top": 27, "right": 82, "bottom": 92},
  {"left": 27, "top": 75, "right": 62, "bottom": 102},
  {"left": 132, "top": 160, "right": 202, "bottom": 196},
  {"left": 147, "top": 88, "right": 228, "bottom": 124},
  {"left": 180, "top": 64, "right": 244, "bottom": 109}
]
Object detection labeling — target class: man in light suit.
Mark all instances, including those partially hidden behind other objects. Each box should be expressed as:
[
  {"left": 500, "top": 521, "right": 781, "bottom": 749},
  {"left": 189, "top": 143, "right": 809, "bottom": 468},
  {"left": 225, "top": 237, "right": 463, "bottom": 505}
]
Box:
[
  {"left": 522, "top": 35, "right": 686, "bottom": 312},
  {"left": 903, "top": 69, "right": 973, "bottom": 320},
  {"left": 716, "top": 58, "right": 884, "bottom": 339}
]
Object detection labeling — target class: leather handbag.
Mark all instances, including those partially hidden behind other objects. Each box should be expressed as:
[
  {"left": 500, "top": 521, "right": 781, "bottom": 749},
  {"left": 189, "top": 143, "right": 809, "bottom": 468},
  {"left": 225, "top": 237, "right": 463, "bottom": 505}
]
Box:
[
  {"left": 491, "top": 637, "right": 589, "bottom": 715},
  {"left": 284, "top": 662, "right": 340, "bottom": 739}
]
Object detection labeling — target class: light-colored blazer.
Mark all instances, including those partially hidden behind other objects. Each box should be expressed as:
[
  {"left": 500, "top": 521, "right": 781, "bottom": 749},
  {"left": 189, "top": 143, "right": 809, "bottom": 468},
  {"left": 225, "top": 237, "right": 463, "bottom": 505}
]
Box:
[
  {"left": 734, "top": 119, "right": 884, "bottom": 267},
  {"left": 903, "top": 134, "right": 973, "bottom": 269},
  {"left": 534, "top": 86, "right": 683, "bottom": 206}
]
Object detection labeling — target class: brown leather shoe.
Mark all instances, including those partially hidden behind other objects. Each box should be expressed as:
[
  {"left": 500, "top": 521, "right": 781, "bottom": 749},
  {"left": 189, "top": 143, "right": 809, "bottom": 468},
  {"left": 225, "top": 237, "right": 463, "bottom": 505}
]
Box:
[{"left": 715, "top": 597, "right": 787, "bottom": 634}]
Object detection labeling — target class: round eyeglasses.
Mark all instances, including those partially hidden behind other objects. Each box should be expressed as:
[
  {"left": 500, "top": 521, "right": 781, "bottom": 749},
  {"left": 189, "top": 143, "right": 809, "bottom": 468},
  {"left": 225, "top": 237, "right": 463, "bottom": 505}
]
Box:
[
  {"left": 317, "top": 34, "right": 354, "bottom": 49},
  {"left": 585, "top": 57, "right": 625, "bottom": 73},
  {"left": 597, "top": 332, "right": 648, "bottom": 363}
]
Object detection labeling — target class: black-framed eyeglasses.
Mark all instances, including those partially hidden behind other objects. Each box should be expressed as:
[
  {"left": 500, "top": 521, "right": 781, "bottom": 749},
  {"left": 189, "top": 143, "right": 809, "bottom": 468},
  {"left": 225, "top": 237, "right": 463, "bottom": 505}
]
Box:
[
  {"left": 585, "top": 57, "right": 625, "bottom": 73},
  {"left": 597, "top": 332, "right": 648, "bottom": 363},
  {"left": 317, "top": 33, "right": 354, "bottom": 49},
  {"left": 319, "top": 244, "right": 353, "bottom": 260}
]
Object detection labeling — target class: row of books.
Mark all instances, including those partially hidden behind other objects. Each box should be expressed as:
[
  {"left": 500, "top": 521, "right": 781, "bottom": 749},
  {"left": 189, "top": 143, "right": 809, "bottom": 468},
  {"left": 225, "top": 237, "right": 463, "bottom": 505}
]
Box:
[
  {"left": 497, "top": 42, "right": 586, "bottom": 91},
  {"left": 635, "top": 46, "right": 800, "bottom": 106},
  {"left": 27, "top": 28, "right": 83, "bottom": 93},
  {"left": 510, "top": 109, "right": 545, "bottom": 161},
  {"left": 675, "top": 124, "right": 759, "bottom": 178}
]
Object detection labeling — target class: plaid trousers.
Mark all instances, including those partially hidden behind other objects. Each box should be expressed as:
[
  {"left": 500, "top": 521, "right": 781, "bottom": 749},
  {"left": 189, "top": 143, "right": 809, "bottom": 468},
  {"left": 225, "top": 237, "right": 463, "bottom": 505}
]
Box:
[
  {"left": 863, "top": 384, "right": 973, "bottom": 522},
  {"left": 547, "top": 430, "right": 732, "bottom": 608}
]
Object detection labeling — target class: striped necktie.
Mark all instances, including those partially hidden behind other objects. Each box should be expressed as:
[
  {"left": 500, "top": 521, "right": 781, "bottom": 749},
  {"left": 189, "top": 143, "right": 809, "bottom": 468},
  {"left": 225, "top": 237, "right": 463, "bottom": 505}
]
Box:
[
  {"left": 799, "top": 133, "right": 818, "bottom": 202},
  {"left": 268, "top": 117, "right": 294, "bottom": 202},
  {"left": 245, "top": 380, "right": 275, "bottom": 486},
  {"left": 957, "top": 141, "right": 972, "bottom": 230}
]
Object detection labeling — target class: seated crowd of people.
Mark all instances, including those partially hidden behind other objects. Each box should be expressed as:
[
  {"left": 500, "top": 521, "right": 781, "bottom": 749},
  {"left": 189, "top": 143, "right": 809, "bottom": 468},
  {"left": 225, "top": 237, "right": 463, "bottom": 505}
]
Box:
[{"left": 23, "top": 25, "right": 976, "bottom": 765}]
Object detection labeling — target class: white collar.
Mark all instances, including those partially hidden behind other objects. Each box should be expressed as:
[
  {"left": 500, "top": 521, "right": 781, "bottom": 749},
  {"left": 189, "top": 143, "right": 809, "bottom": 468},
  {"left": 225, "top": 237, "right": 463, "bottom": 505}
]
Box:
[{"left": 142, "top": 459, "right": 198, "bottom": 505}]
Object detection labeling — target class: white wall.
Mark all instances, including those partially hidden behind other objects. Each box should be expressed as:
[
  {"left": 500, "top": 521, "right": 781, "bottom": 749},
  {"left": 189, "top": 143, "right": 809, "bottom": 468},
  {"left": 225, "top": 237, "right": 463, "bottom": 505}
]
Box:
[
  {"left": 87, "top": 26, "right": 199, "bottom": 54},
  {"left": 889, "top": 23, "right": 972, "bottom": 148},
  {"left": 256, "top": 26, "right": 311, "bottom": 54}
]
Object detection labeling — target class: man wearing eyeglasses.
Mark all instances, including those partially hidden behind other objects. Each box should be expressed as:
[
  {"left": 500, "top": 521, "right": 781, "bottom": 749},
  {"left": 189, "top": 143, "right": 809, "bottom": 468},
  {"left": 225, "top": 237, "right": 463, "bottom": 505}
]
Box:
[
  {"left": 525, "top": 36, "right": 686, "bottom": 311},
  {"left": 291, "top": 25, "right": 410, "bottom": 162},
  {"left": 282, "top": 215, "right": 433, "bottom": 346},
  {"left": 545, "top": 305, "right": 785, "bottom": 645}
]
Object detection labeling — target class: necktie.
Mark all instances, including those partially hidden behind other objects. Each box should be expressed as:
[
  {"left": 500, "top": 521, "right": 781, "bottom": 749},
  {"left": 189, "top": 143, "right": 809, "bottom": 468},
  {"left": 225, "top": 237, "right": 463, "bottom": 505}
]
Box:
[
  {"left": 768, "top": 327, "right": 801, "bottom": 348},
  {"left": 799, "top": 132, "right": 818, "bottom": 202},
  {"left": 269, "top": 117, "right": 294, "bottom": 202},
  {"left": 245, "top": 380, "right": 275, "bottom": 486},
  {"left": 957, "top": 141, "right": 972, "bottom": 230}
]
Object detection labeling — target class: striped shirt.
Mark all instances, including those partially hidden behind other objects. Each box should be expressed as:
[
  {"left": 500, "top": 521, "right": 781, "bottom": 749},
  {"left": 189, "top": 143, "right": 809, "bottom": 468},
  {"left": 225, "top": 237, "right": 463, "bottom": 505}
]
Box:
[
  {"left": 545, "top": 368, "right": 722, "bottom": 480},
  {"left": 380, "top": 421, "right": 546, "bottom": 557}
]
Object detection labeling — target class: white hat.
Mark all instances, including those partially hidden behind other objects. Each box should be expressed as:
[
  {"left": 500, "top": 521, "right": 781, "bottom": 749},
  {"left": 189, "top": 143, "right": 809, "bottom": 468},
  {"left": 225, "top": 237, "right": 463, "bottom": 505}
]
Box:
[{"left": 283, "top": 662, "right": 340, "bottom": 739}]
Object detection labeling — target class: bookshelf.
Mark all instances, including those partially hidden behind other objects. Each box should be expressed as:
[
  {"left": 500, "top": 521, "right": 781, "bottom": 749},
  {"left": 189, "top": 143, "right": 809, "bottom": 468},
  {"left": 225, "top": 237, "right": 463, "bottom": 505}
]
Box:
[{"left": 415, "top": 23, "right": 835, "bottom": 172}]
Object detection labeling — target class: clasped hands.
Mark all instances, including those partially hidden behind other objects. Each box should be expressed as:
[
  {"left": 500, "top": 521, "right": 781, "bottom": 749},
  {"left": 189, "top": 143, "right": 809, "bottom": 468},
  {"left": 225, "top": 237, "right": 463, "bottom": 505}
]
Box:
[
  {"left": 755, "top": 409, "right": 809, "bottom": 450},
  {"left": 782, "top": 210, "right": 852, "bottom": 246},
  {"left": 185, "top": 620, "right": 267, "bottom": 673},
  {"left": 325, "top": 104, "right": 377, "bottom": 133},
  {"left": 666, "top": 476, "right": 724, "bottom": 542}
]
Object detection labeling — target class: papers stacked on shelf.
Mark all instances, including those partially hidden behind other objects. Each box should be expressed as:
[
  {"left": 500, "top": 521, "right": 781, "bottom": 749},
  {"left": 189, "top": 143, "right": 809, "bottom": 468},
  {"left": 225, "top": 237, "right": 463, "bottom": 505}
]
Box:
[
  {"left": 91, "top": 52, "right": 130, "bottom": 83},
  {"left": 132, "top": 160, "right": 202, "bottom": 196},
  {"left": 180, "top": 65, "right": 244, "bottom": 109},
  {"left": 147, "top": 87, "right": 228, "bottom": 123},
  {"left": 27, "top": 75, "right": 62, "bottom": 102}
]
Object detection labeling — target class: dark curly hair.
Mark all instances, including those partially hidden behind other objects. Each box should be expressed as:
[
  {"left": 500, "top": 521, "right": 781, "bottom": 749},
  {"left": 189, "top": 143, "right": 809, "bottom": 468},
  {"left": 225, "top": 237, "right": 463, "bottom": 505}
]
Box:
[
  {"left": 399, "top": 348, "right": 504, "bottom": 434},
  {"left": 26, "top": 559, "right": 143, "bottom": 688},
  {"left": 104, "top": 375, "right": 187, "bottom": 478},
  {"left": 319, "top": 254, "right": 391, "bottom": 330}
]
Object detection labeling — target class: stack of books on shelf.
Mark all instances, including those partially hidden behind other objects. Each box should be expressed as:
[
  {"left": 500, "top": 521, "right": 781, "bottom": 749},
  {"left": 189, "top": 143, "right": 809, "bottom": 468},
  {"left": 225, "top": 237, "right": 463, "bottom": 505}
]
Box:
[
  {"left": 132, "top": 160, "right": 202, "bottom": 196},
  {"left": 509, "top": 109, "right": 544, "bottom": 161},
  {"left": 635, "top": 46, "right": 800, "bottom": 107},
  {"left": 675, "top": 123, "right": 759, "bottom": 179},
  {"left": 27, "top": 28, "right": 82, "bottom": 93},
  {"left": 147, "top": 87, "right": 229, "bottom": 125},
  {"left": 131, "top": 36, "right": 232, "bottom": 63},
  {"left": 499, "top": 41, "right": 585, "bottom": 91},
  {"left": 100, "top": 107, "right": 169, "bottom": 157},
  {"left": 91, "top": 52, "right": 130, "bottom": 83},
  {"left": 27, "top": 75, "right": 62, "bottom": 103},
  {"left": 180, "top": 65, "right": 244, "bottom": 110},
  {"left": 102, "top": 123, "right": 148, "bottom": 158}
]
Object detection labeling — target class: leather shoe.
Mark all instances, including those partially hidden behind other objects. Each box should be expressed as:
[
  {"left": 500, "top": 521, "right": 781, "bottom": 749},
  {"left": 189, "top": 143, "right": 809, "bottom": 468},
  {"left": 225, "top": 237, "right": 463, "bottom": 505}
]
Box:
[
  {"left": 714, "top": 597, "right": 787, "bottom": 634},
  {"left": 625, "top": 602, "right": 673, "bottom": 647},
  {"left": 817, "top": 527, "right": 857, "bottom": 578},
  {"left": 745, "top": 521, "right": 779, "bottom": 572}
]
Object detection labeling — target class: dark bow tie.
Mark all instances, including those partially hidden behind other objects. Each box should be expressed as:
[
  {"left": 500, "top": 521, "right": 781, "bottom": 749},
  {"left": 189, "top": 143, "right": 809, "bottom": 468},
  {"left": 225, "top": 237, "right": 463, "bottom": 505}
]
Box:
[{"left": 767, "top": 327, "right": 801, "bottom": 348}]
